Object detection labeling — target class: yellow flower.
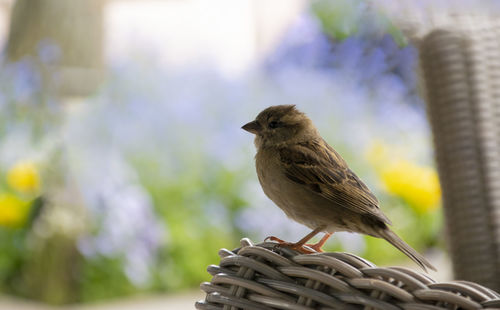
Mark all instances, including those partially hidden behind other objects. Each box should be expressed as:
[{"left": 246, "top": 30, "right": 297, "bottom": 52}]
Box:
[
  {"left": 0, "top": 193, "right": 31, "bottom": 228},
  {"left": 7, "top": 161, "right": 41, "bottom": 194},
  {"left": 380, "top": 160, "right": 441, "bottom": 213},
  {"left": 365, "top": 141, "right": 441, "bottom": 213}
]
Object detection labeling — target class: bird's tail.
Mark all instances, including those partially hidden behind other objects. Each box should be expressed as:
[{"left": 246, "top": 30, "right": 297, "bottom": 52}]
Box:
[{"left": 377, "top": 228, "right": 437, "bottom": 272}]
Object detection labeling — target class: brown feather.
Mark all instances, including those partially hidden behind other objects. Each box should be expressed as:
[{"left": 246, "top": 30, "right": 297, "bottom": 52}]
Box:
[{"left": 279, "top": 139, "right": 392, "bottom": 225}]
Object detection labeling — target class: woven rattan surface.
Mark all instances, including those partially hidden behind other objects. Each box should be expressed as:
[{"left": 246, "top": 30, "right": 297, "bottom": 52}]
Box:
[
  {"left": 196, "top": 239, "right": 500, "bottom": 310},
  {"left": 419, "top": 22, "right": 500, "bottom": 291}
]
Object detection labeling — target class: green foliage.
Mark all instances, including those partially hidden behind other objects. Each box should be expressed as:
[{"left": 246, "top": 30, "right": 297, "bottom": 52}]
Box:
[
  {"left": 311, "top": 0, "right": 360, "bottom": 40},
  {"left": 311, "top": 0, "right": 407, "bottom": 45},
  {"left": 0, "top": 228, "right": 26, "bottom": 291},
  {"left": 134, "top": 158, "right": 249, "bottom": 291},
  {"left": 363, "top": 194, "right": 442, "bottom": 265},
  {"left": 79, "top": 256, "right": 136, "bottom": 302}
]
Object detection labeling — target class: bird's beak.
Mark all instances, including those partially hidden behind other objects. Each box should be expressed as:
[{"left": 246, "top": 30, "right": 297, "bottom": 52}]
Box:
[{"left": 242, "top": 120, "right": 262, "bottom": 134}]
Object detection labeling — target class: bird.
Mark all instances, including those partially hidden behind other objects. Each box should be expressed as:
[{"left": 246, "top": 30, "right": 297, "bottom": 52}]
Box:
[{"left": 242, "top": 104, "right": 436, "bottom": 272}]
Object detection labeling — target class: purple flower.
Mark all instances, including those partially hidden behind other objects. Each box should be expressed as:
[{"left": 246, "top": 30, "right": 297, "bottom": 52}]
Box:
[
  {"left": 71, "top": 147, "right": 165, "bottom": 287},
  {"left": 5, "top": 59, "right": 42, "bottom": 102}
]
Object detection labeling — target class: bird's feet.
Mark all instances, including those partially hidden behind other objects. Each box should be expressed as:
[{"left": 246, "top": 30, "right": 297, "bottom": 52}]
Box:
[
  {"left": 264, "top": 232, "right": 332, "bottom": 254},
  {"left": 305, "top": 232, "right": 332, "bottom": 252},
  {"left": 264, "top": 236, "right": 318, "bottom": 254}
]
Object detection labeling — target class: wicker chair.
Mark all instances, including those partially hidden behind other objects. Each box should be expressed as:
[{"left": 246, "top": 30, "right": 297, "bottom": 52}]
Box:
[
  {"left": 196, "top": 239, "right": 500, "bottom": 309},
  {"left": 417, "top": 16, "right": 500, "bottom": 292}
]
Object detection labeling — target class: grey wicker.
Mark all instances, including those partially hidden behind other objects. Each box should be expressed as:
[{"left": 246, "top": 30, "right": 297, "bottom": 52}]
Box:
[
  {"left": 372, "top": 4, "right": 500, "bottom": 290},
  {"left": 196, "top": 238, "right": 500, "bottom": 310},
  {"left": 419, "top": 22, "right": 500, "bottom": 292}
]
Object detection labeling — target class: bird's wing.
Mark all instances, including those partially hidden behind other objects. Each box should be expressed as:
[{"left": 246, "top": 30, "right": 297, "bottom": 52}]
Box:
[{"left": 279, "top": 139, "right": 392, "bottom": 225}]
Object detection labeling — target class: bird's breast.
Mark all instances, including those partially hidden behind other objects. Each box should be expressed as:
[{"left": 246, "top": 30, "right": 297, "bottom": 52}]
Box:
[
  {"left": 255, "top": 152, "right": 286, "bottom": 202},
  {"left": 255, "top": 149, "right": 327, "bottom": 229}
]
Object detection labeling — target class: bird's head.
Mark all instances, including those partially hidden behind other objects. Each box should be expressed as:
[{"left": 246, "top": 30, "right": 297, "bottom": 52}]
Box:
[{"left": 242, "top": 105, "right": 317, "bottom": 148}]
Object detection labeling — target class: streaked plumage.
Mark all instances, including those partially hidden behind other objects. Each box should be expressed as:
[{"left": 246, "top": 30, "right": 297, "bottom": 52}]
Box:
[{"left": 242, "top": 105, "right": 436, "bottom": 272}]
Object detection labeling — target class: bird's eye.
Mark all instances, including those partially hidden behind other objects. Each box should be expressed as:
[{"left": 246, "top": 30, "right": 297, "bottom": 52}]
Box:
[{"left": 268, "top": 121, "right": 279, "bottom": 129}]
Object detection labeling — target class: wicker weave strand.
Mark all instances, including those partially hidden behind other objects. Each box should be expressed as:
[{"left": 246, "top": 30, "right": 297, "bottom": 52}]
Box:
[{"left": 196, "top": 238, "right": 500, "bottom": 310}]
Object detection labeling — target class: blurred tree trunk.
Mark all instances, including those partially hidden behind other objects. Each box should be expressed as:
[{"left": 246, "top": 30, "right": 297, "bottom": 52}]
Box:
[
  {"left": 6, "top": 0, "right": 104, "bottom": 97},
  {"left": 13, "top": 162, "right": 88, "bottom": 305},
  {"left": 4, "top": 0, "right": 104, "bottom": 304}
]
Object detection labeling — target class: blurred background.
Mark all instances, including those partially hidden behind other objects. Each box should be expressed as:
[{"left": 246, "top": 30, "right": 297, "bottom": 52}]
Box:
[{"left": 0, "top": 0, "right": 485, "bottom": 308}]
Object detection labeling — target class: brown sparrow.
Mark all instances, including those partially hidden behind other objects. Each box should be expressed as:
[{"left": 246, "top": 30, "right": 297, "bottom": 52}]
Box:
[{"left": 242, "top": 105, "right": 436, "bottom": 272}]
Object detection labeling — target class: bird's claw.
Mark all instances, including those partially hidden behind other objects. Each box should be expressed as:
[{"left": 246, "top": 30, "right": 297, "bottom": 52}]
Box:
[
  {"left": 264, "top": 236, "right": 286, "bottom": 243},
  {"left": 264, "top": 236, "right": 320, "bottom": 254}
]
